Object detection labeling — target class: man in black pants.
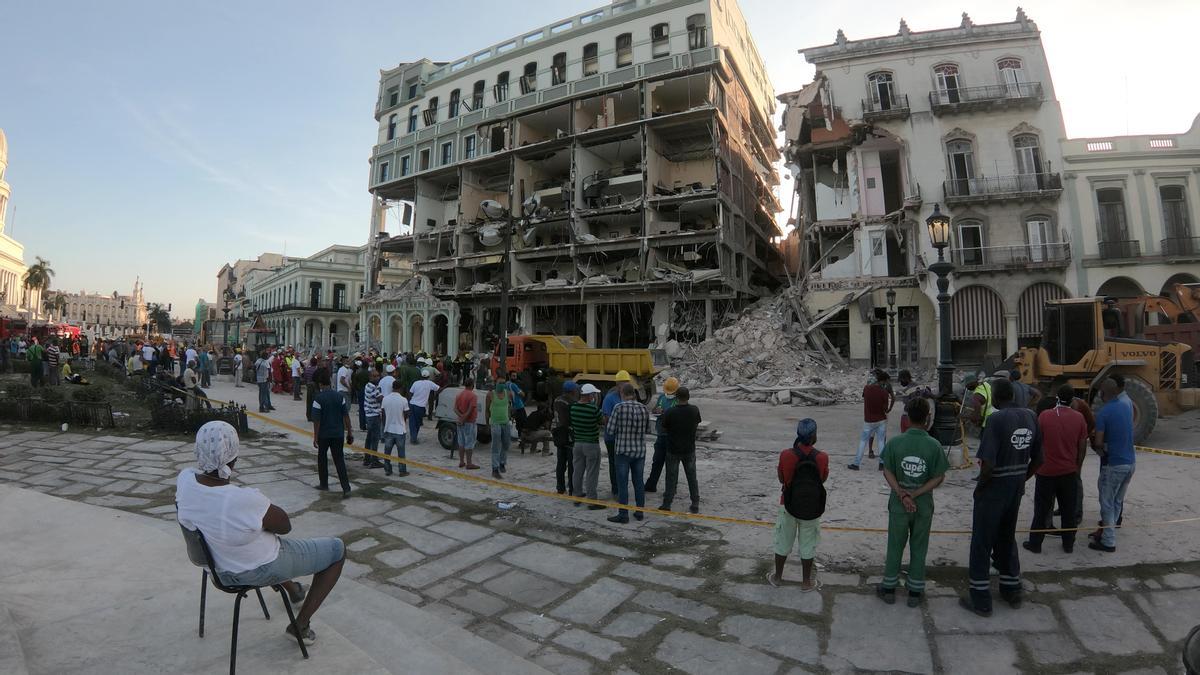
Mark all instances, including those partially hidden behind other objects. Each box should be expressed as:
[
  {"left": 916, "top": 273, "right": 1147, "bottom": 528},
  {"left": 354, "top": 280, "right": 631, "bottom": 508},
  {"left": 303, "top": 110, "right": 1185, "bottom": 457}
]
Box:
[
  {"left": 963, "top": 379, "right": 1042, "bottom": 617},
  {"left": 659, "top": 387, "right": 702, "bottom": 514},
  {"left": 552, "top": 382, "right": 577, "bottom": 494},
  {"left": 311, "top": 368, "right": 355, "bottom": 498}
]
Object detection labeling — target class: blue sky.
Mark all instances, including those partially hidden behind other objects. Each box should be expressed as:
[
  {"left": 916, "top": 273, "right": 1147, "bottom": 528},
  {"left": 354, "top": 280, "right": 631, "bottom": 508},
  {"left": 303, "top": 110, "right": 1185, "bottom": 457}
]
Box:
[{"left": 2, "top": 0, "right": 1197, "bottom": 318}]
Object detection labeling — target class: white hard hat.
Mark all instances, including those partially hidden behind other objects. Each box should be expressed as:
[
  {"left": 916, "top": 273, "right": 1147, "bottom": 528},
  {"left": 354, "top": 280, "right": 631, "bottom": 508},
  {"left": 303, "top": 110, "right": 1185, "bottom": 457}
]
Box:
[{"left": 580, "top": 384, "right": 601, "bottom": 395}]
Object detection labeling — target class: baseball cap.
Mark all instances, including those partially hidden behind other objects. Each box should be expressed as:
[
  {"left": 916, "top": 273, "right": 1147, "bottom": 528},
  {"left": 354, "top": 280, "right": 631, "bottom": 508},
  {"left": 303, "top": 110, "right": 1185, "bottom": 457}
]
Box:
[
  {"left": 385, "top": 364, "right": 395, "bottom": 373},
  {"left": 561, "top": 381, "right": 578, "bottom": 392},
  {"left": 580, "top": 383, "right": 601, "bottom": 395}
]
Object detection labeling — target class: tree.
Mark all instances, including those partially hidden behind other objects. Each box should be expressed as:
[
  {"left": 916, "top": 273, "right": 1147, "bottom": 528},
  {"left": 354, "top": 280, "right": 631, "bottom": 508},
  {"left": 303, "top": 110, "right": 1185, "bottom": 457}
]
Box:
[
  {"left": 22, "top": 256, "right": 54, "bottom": 308},
  {"left": 146, "top": 303, "right": 172, "bottom": 335},
  {"left": 42, "top": 293, "right": 67, "bottom": 320}
]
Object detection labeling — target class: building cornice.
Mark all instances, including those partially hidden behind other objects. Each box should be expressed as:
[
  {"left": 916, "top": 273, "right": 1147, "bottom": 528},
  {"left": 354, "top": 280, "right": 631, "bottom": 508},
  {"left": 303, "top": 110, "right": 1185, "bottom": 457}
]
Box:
[{"left": 803, "top": 20, "right": 1039, "bottom": 66}]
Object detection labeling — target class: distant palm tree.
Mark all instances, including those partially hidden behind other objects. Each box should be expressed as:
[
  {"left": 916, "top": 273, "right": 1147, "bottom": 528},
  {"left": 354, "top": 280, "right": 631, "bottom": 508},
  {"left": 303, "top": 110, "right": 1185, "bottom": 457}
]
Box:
[
  {"left": 147, "top": 303, "right": 172, "bottom": 334},
  {"left": 42, "top": 293, "right": 67, "bottom": 320},
  {"left": 22, "top": 256, "right": 55, "bottom": 310}
]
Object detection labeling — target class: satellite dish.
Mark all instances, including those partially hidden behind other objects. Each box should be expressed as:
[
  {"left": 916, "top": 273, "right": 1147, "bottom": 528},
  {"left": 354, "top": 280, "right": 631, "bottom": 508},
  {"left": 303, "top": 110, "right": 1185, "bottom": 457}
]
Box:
[
  {"left": 481, "top": 200, "right": 506, "bottom": 220},
  {"left": 479, "top": 226, "right": 502, "bottom": 247}
]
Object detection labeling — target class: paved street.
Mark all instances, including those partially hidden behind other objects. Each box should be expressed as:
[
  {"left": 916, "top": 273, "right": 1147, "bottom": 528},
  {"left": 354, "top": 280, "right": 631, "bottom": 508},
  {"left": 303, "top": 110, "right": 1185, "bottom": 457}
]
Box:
[{"left": 0, "top": 417, "right": 1197, "bottom": 674}]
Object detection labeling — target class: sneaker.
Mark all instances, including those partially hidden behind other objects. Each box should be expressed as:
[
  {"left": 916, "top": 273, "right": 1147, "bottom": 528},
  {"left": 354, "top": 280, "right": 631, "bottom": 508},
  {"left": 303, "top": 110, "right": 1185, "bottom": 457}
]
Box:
[
  {"left": 466, "top": 464, "right": 480, "bottom": 470},
  {"left": 286, "top": 622, "right": 317, "bottom": 645},
  {"left": 958, "top": 596, "right": 992, "bottom": 617},
  {"left": 606, "top": 514, "right": 629, "bottom": 524},
  {"left": 1062, "top": 542, "right": 1074, "bottom": 554},
  {"left": 1021, "top": 541, "right": 1042, "bottom": 554},
  {"left": 340, "top": 490, "right": 351, "bottom": 500},
  {"left": 587, "top": 504, "right": 606, "bottom": 511},
  {"left": 1088, "top": 541, "right": 1116, "bottom": 553},
  {"left": 396, "top": 471, "right": 409, "bottom": 477},
  {"left": 906, "top": 591, "right": 923, "bottom": 608},
  {"left": 868, "top": 450, "right": 875, "bottom": 459},
  {"left": 876, "top": 584, "right": 896, "bottom": 605},
  {"left": 314, "top": 485, "right": 329, "bottom": 491},
  {"left": 659, "top": 503, "right": 671, "bottom": 511},
  {"left": 644, "top": 486, "right": 658, "bottom": 493},
  {"left": 765, "top": 572, "right": 781, "bottom": 587},
  {"left": 688, "top": 504, "right": 699, "bottom": 514},
  {"left": 1002, "top": 593, "right": 1023, "bottom": 609},
  {"left": 847, "top": 464, "right": 860, "bottom": 471},
  {"left": 492, "top": 469, "right": 502, "bottom": 479}
]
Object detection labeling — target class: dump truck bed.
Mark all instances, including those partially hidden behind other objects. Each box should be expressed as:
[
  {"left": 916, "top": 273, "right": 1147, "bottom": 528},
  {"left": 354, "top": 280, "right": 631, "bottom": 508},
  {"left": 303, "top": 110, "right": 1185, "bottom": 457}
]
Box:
[{"left": 527, "top": 335, "right": 658, "bottom": 378}]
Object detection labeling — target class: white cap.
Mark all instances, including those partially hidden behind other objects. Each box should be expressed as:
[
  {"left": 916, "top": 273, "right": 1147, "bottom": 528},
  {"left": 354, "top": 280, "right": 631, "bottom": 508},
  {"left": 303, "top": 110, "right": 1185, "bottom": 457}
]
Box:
[
  {"left": 354, "top": 360, "right": 362, "bottom": 366},
  {"left": 580, "top": 383, "right": 601, "bottom": 395},
  {"left": 385, "top": 364, "right": 396, "bottom": 373}
]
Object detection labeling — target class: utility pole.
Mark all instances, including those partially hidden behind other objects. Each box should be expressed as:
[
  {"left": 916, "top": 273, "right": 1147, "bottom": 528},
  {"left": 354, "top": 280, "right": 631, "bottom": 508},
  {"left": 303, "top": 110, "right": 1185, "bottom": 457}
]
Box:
[{"left": 497, "top": 179, "right": 523, "bottom": 376}]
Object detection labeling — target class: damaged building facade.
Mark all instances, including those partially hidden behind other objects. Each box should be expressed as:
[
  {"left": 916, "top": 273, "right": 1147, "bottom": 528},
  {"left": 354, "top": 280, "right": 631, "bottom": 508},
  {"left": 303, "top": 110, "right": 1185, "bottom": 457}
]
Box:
[
  {"left": 781, "top": 10, "right": 1071, "bottom": 370},
  {"left": 363, "top": 0, "right": 781, "bottom": 354}
]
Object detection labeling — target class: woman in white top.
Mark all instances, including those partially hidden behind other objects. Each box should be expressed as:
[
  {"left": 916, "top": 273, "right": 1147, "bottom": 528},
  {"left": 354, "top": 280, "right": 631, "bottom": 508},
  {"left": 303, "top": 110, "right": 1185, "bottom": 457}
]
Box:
[{"left": 176, "top": 421, "right": 344, "bottom": 645}]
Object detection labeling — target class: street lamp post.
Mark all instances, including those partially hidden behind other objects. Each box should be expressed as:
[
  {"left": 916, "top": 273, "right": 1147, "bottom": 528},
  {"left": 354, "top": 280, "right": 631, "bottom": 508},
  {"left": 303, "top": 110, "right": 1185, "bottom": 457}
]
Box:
[
  {"left": 886, "top": 288, "right": 897, "bottom": 373},
  {"left": 925, "top": 204, "right": 959, "bottom": 446}
]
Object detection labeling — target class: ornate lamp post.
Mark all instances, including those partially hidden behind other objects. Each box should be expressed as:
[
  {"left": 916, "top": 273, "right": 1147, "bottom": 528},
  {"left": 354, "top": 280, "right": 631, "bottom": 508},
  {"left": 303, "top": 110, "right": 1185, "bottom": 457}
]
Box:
[
  {"left": 885, "top": 287, "right": 897, "bottom": 372},
  {"left": 926, "top": 204, "right": 959, "bottom": 445}
]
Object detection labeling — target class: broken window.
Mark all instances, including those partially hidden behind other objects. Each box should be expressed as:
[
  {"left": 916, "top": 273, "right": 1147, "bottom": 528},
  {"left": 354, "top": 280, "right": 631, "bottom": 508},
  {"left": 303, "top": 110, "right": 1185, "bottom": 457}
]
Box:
[
  {"left": 471, "top": 80, "right": 485, "bottom": 110},
  {"left": 521, "top": 61, "right": 538, "bottom": 94},
  {"left": 687, "top": 14, "right": 707, "bottom": 49},
  {"left": 867, "top": 71, "right": 895, "bottom": 110},
  {"left": 616, "top": 33, "right": 632, "bottom": 67},
  {"left": 552, "top": 52, "right": 567, "bottom": 85},
  {"left": 651, "top": 23, "right": 670, "bottom": 57},
  {"left": 494, "top": 71, "right": 509, "bottom": 102},
  {"left": 386, "top": 114, "right": 397, "bottom": 140},
  {"left": 582, "top": 43, "right": 598, "bottom": 76},
  {"left": 423, "top": 96, "right": 439, "bottom": 126},
  {"left": 933, "top": 64, "right": 960, "bottom": 104},
  {"left": 407, "top": 105, "right": 419, "bottom": 133},
  {"left": 448, "top": 89, "right": 460, "bottom": 118}
]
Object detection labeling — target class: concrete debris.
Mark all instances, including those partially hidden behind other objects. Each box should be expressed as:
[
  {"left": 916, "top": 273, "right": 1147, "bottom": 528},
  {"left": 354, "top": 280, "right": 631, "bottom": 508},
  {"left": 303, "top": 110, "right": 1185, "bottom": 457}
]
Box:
[{"left": 659, "top": 293, "right": 863, "bottom": 406}]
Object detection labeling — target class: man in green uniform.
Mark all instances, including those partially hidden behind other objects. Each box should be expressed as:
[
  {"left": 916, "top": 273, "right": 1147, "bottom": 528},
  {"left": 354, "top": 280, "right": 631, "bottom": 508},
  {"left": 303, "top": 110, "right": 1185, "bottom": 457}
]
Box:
[{"left": 878, "top": 397, "right": 948, "bottom": 607}]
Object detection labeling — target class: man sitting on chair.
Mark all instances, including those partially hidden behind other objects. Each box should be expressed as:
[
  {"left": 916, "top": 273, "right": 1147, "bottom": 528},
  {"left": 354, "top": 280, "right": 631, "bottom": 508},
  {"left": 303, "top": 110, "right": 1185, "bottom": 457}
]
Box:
[{"left": 175, "top": 421, "right": 345, "bottom": 645}]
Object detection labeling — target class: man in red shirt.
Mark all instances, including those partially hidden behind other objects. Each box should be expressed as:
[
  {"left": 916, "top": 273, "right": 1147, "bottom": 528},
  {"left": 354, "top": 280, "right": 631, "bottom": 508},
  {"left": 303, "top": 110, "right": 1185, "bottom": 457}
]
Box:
[
  {"left": 1024, "top": 384, "right": 1088, "bottom": 553},
  {"left": 454, "top": 378, "right": 481, "bottom": 470},
  {"left": 768, "top": 418, "right": 829, "bottom": 591},
  {"left": 850, "top": 370, "right": 892, "bottom": 470}
]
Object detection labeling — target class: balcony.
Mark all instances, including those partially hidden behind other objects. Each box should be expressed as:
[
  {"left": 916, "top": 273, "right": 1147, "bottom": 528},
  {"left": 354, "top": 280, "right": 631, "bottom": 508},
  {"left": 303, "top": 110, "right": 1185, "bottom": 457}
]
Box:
[
  {"left": 1098, "top": 239, "right": 1141, "bottom": 260},
  {"left": 951, "top": 243, "right": 1071, "bottom": 272},
  {"left": 929, "top": 82, "right": 1043, "bottom": 115},
  {"left": 259, "top": 303, "right": 355, "bottom": 315},
  {"left": 943, "top": 173, "right": 1062, "bottom": 205},
  {"left": 861, "top": 94, "right": 910, "bottom": 122},
  {"left": 1161, "top": 236, "right": 1200, "bottom": 260}
]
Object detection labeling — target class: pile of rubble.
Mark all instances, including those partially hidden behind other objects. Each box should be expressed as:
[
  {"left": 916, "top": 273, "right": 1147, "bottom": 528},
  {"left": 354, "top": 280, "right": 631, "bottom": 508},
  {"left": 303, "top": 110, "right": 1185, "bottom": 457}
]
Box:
[{"left": 659, "top": 293, "right": 863, "bottom": 406}]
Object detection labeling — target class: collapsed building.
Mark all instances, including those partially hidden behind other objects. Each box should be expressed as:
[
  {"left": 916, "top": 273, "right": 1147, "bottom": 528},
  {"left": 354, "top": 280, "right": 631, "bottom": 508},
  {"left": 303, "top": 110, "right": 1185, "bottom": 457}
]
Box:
[{"left": 361, "top": 0, "right": 782, "bottom": 354}]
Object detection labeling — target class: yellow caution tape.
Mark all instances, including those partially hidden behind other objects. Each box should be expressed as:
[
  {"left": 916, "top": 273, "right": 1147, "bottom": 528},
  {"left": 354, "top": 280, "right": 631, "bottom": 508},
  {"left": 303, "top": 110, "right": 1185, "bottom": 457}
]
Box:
[
  {"left": 1136, "top": 445, "right": 1200, "bottom": 459},
  {"left": 177, "top": 384, "right": 1200, "bottom": 535}
]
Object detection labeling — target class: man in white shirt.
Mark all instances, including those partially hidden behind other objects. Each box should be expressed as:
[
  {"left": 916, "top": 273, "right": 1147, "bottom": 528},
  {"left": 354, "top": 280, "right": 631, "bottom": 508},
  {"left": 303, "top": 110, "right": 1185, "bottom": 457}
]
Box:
[
  {"left": 185, "top": 345, "right": 199, "bottom": 369},
  {"left": 233, "top": 350, "right": 244, "bottom": 387},
  {"left": 380, "top": 379, "right": 410, "bottom": 476},
  {"left": 291, "top": 354, "right": 303, "bottom": 400},
  {"left": 378, "top": 365, "right": 396, "bottom": 403},
  {"left": 407, "top": 371, "right": 439, "bottom": 445},
  {"left": 254, "top": 349, "right": 274, "bottom": 413},
  {"left": 336, "top": 357, "right": 353, "bottom": 404},
  {"left": 142, "top": 342, "right": 157, "bottom": 375}
]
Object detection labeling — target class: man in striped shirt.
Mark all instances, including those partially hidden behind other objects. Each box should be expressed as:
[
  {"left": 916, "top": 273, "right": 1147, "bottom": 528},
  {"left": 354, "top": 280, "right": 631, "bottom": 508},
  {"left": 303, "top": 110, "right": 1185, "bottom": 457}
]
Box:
[
  {"left": 963, "top": 379, "right": 1043, "bottom": 617},
  {"left": 570, "top": 384, "right": 605, "bottom": 510},
  {"left": 361, "top": 369, "right": 384, "bottom": 469},
  {"left": 605, "top": 384, "right": 651, "bottom": 524}
]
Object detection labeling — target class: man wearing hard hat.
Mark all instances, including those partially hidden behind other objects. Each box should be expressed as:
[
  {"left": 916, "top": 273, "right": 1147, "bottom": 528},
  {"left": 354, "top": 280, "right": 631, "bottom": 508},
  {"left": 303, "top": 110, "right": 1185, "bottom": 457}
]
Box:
[
  {"left": 646, "top": 377, "right": 680, "bottom": 493},
  {"left": 601, "top": 370, "right": 633, "bottom": 497}
]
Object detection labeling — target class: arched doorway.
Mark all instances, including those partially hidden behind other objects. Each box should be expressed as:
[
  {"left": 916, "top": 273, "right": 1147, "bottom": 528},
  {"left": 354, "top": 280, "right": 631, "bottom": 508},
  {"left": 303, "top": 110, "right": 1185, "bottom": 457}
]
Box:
[
  {"left": 1096, "top": 276, "right": 1146, "bottom": 299},
  {"left": 410, "top": 314, "right": 424, "bottom": 353},
  {"left": 432, "top": 314, "right": 449, "bottom": 355},
  {"left": 1017, "top": 282, "right": 1069, "bottom": 345},
  {"left": 1160, "top": 272, "right": 1199, "bottom": 297},
  {"left": 328, "top": 319, "right": 350, "bottom": 351},
  {"left": 369, "top": 315, "right": 382, "bottom": 345},
  {"left": 304, "top": 319, "right": 323, "bottom": 349},
  {"left": 951, "top": 285, "right": 1006, "bottom": 368},
  {"left": 390, "top": 315, "right": 404, "bottom": 353}
]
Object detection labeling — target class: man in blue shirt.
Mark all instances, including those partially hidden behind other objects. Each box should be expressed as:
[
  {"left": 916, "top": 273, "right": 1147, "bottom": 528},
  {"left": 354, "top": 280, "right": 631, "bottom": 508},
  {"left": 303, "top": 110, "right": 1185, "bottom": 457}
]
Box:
[
  {"left": 601, "top": 371, "right": 632, "bottom": 497},
  {"left": 1089, "top": 378, "right": 1134, "bottom": 552}
]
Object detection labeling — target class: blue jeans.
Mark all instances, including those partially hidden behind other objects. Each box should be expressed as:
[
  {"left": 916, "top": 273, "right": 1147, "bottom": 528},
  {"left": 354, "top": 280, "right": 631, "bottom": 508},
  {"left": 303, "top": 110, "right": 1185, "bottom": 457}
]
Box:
[
  {"left": 854, "top": 420, "right": 887, "bottom": 466},
  {"left": 491, "top": 423, "right": 511, "bottom": 470},
  {"left": 356, "top": 387, "right": 367, "bottom": 430},
  {"left": 410, "top": 404, "right": 426, "bottom": 442},
  {"left": 382, "top": 431, "right": 407, "bottom": 474},
  {"left": 615, "top": 454, "right": 645, "bottom": 519},
  {"left": 1098, "top": 463, "right": 1134, "bottom": 547},
  {"left": 365, "top": 416, "right": 382, "bottom": 455},
  {"left": 257, "top": 381, "right": 271, "bottom": 411}
]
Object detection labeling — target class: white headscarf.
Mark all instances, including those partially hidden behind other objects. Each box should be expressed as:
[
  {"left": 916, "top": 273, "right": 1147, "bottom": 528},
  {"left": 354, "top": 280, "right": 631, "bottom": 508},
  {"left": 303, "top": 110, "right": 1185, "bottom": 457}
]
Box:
[{"left": 194, "top": 421, "right": 240, "bottom": 479}]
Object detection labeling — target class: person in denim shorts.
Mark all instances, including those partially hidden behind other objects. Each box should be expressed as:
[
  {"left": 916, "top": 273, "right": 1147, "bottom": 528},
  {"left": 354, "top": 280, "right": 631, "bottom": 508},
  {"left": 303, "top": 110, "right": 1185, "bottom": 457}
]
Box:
[{"left": 176, "top": 421, "right": 346, "bottom": 645}]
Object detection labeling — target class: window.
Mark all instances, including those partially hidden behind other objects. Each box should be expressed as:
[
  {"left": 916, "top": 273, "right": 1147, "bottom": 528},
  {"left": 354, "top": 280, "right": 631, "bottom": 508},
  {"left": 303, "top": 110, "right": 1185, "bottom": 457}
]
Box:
[
  {"left": 407, "top": 106, "right": 419, "bottom": 133},
  {"left": 945, "top": 139, "right": 975, "bottom": 196},
  {"left": 582, "top": 43, "right": 598, "bottom": 76},
  {"left": 957, "top": 220, "right": 985, "bottom": 265},
  {"left": 386, "top": 114, "right": 397, "bottom": 140},
  {"left": 494, "top": 72, "right": 509, "bottom": 102},
  {"left": 406, "top": 79, "right": 418, "bottom": 100},
  {"left": 867, "top": 71, "right": 895, "bottom": 110},
  {"left": 333, "top": 284, "right": 347, "bottom": 310},
  {"left": 933, "top": 64, "right": 960, "bottom": 104},
  {"left": 1097, "top": 187, "right": 1128, "bottom": 242},
  {"left": 1013, "top": 134, "right": 1044, "bottom": 189},
  {"left": 552, "top": 52, "right": 567, "bottom": 85},
  {"left": 1160, "top": 185, "right": 1192, "bottom": 239},
  {"left": 377, "top": 161, "right": 390, "bottom": 183},
  {"left": 464, "top": 135, "right": 476, "bottom": 159},
  {"left": 471, "top": 80, "right": 485, "bottom": 110},
  {"left": 520, "top": 62, "right": 537, "bottom": 94},
  {"left": 651, "top": 23, "right": 670, "bottom": 57},
  {"left": 997, "top": 57, "right": 1027, "bottom": 96},
  {"left": 448, "top": 89, "right": 460, "bottom": 118},
  {"left": 387, "top": 88, "right": 399, "bottom": 107},
  {"left": 1026, "top": 216, "right": 1058, "bottom": 262},
  {"left": 419, "top": 148, "right": 430, "bottom": 171},
  {"left": 616, "top": 33, "right": 633, "bottom": 67},
  {"left": 687, "top": 14, "right": 707, "bottom": 49},
  {"left": 423, "top": 96, "right": 438, "bottom": 126},
  {"left": 440, "top": 141, "right": 454, "bottom": 165},
  {"left": 400, "top": 155, "right": 411, "bottom": 176}
]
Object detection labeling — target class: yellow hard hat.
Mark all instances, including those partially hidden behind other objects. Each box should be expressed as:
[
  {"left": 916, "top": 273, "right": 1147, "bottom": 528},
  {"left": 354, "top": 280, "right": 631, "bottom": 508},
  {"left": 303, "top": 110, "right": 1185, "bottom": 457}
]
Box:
[
  {"left": 615, "top": 369, "right": 632, "bottom": 382},
  {"left": 663, "top": 377, "right": 679, "bottom": 394}
]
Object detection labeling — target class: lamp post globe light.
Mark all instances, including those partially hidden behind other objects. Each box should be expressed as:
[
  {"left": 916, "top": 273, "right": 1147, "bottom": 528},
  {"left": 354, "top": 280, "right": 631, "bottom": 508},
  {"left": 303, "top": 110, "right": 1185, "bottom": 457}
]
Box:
[{"left": 925, "top": 203, "right": 959, "bottom": 446}]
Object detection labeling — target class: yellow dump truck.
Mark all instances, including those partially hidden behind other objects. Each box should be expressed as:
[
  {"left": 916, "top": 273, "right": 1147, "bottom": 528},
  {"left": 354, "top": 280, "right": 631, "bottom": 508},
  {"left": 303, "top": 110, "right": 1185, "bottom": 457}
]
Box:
[{"left": 491, "top": 334, "right": 664, "bottom": 401}]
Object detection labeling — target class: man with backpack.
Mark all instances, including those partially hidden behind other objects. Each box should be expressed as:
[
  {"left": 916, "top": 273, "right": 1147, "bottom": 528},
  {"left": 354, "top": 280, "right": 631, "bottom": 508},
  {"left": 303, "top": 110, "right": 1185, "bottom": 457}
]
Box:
[
  {"left": 878, "top": 397, "right": 949, "bottom": 607},
  {"left": 767, "top": 418, "right": 827, "bottom": 592}
]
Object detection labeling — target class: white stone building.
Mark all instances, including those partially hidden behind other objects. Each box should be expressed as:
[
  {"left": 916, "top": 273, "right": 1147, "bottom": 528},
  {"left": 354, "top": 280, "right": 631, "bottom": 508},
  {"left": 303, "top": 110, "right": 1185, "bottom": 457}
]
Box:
[
  {"left": 61, "top": 281, "right": 148, "bottom": 338},
  {"left": 243, "top": 245, "right": 367, "bottom": 350},
  {"left": 1061, "top": 114, "right": 1200, "bottom": 299},
  {"left": 781, "top": 11, "right": 1070, "bottom": 370},
  {"left": 364, "top": 0, "right": 781, "bottom": 353},
  {"left": 0, "top": 128, "right": 44, "bottom": 321}
]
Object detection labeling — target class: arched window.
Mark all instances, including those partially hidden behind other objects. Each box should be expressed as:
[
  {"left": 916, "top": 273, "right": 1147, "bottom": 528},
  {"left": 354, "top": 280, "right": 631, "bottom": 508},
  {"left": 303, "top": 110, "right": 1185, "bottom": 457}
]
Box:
[
  {"left": 448, "top": 89, "right": 460, "bottom": 118},
  {"left": 520, "top": 62, "right": 537, "bottom": 94},
  {"left": 423, "top": 96, "right": 438, "bottom": 126},
  {"left": 386, "top": 114, "right": 397, "bottom": 140},
  {"left": 933, "top": 64, "right": 960, "bottom": 104},
  {"left": 651, "top": 23, "right": 670, "bottom": 57},
  {"left": 997, "top": 57, "right": 1026, "bottom": 96},
  {"left": 945, "top": 139, "right": 975, "bottom": 197},
  {"left": 551, "top": 52, "right": 567, "bottom": 85},
  {"left": 582, "top": 43, "right": 598, "bottom": 76},
  {"left": 471, "top": 80, "right": 485, "bottom": 110},
  {"left": 867, "top": 71, "right": 895, "bottom": 110},
  {"left": 956, "top": 218, "right": 986, "bottom": 266},
  {"left": 615, "top": 33, "right": 632, "bottom": 67},
  {"left": 1025, "top": 215, "right": 1059, "bottom": 262},
  {"left": 1013, "top": 134, "right": 1043, "bottom": 188},
  {"left": 494, "top": 72, "right": 509, "bottom": 102},
  {"left": 407, "top": 105, "right": 419, "bottom": 133},
  {"left": 687, "top": 14, "right": 707, "bottom": 49}
]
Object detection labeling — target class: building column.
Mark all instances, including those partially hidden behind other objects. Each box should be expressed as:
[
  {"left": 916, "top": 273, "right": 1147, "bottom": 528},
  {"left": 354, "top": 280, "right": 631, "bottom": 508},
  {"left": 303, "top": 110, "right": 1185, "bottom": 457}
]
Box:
[
  {"left": 518, "top": 302, "right": 534, "bottom": 334},
  {"left": 651, "top": 298, "right": 671, "bottom": 348},
  {"left": 586, "top": 302, "right": 597, "bottom": 347},
  {"left": 1133, "top": 169, "right": 1156, "bottom": 254},
  {"left": 472, "top": 307, "right": 483, "bottom": 353},
  {"left": 704, "top": 299, "right": 714, "bottom": 340},
  {"left": 422, "top": 310, "right": 432, "bottom": 353},
  {"left": 1004, "top": 312, "right": 1019, "bottom": 357},
  {"left": 600, "top": 306, "right": 610, "bottom": 348}
]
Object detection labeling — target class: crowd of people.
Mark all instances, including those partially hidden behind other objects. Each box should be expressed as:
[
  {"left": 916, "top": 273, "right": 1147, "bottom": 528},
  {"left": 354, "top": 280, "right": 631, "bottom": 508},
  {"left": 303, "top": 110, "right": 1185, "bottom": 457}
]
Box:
[{"left": 1, "top": 334, "right": 92, "bottom": 386}]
